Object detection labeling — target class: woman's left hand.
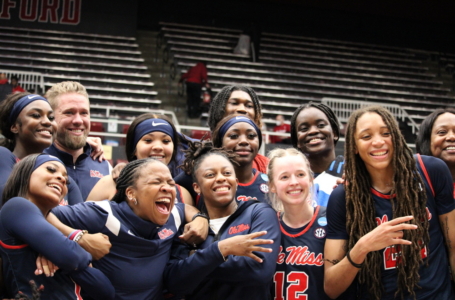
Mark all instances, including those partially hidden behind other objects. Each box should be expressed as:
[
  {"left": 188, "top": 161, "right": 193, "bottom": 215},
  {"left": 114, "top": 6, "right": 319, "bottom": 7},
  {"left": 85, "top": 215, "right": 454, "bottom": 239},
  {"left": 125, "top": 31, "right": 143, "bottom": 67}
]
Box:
[
  {"left": 86, "top": 137, "right": 105, "bottom": 162},
  {"left": 179, "top": 217, "right": 209, "bottom": 246},
  {"left": 35, "top": 254, "right": 59, "bottom": 277}
]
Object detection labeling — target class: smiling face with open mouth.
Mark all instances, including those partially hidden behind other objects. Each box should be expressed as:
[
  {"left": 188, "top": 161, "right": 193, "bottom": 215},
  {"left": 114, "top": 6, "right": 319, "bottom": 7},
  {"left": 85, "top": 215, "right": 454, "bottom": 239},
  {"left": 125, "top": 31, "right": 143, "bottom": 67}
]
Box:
[
  {"left": 12, "top": 100, "right": 56, "bottom": 150},
  {"left": 354, "top": 112, "right": 394, "bottom": 175},
  {"left": 296, "top": 107, "right": 337, "bottom": 157},
  {"left": 127, "top": 161, "right": 176, "bottom": 226},
  {"left": 27, "top": 161, "right": 68, "bottom": 214},
  {"left": 135, "top": 132, "right": 174, "bottom": 165},
  {"left": 430, "top": 112, "right": 455, "bottom": 166},
  {"left": 222, "top": 122, "right": 259, "bottom": 166},
  {"left": 193, "top": 154, "right": 238, "bottom": 209}
]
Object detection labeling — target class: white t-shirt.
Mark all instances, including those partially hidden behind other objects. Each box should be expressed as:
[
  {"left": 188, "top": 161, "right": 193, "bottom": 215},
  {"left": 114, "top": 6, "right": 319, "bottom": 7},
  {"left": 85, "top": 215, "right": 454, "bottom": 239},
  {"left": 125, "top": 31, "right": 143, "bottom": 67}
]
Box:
[{"left": 209, "top": 215, "right": 230, "bottom": 234}]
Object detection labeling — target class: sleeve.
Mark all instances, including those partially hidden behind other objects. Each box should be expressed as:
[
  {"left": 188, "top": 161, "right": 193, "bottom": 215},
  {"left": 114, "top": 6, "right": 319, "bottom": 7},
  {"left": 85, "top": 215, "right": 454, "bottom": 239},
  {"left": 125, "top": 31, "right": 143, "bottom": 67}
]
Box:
[
  {"left": 0, "top": 197, "right": 92, "bottom": 270},
  {"left": 0, "top": 147, "right": 17, "bottom": 198},
  {"left": 422, "top": 155, "right": 455, "bottom": 215},
  {"left": 67, "top": 176, "right": 83, "bottom": 205},
  {"left": 70, "top": 267, "right": 115, "bottom": 300},
  {"left": 164, "top": 204, "right": 280, "bottom": 294},
  {"left": 326, "top": 185, "right": 349, "bottom": 240},
  {"left": 51, "top": 201, "right": 109, "bottom": 233}
]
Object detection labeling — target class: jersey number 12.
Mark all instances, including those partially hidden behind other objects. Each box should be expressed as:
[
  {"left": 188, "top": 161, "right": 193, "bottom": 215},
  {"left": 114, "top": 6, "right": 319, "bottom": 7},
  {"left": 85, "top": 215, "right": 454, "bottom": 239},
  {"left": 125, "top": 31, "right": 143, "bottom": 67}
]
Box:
[{"left": 274, "top": 271, "right": 309, "bottom": 300}]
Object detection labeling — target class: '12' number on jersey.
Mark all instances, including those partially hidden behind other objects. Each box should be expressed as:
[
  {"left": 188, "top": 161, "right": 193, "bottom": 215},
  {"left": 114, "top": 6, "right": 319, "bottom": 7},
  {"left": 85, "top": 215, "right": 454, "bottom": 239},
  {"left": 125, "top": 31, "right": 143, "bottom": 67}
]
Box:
[{"left": 274, "top": 271, "right": 309, "bottom": 300}]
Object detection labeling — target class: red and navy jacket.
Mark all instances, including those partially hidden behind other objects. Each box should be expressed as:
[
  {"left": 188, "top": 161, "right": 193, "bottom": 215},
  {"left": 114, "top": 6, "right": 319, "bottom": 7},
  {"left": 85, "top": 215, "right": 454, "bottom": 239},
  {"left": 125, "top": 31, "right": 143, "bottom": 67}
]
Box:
[
  {"left": 164, "top": 200, "right": 280, "bottom": 300},
  {"left": 0, "top": 197, "right": 114, "bottom": 300},
  {"left": 45, "top": 143, "right": 111, "bottom": 201},
  {"left": 327, "top": 155, "right": 455, "bottom": 299},
  {"left": 0, "top": 146, "right": 83, "bottom": 206},
  {"left": 274, "top": 206, "right": 330, "bottom": 300},
  {"left": 52, "top": 200, "right": 185, "bottom": 300}
]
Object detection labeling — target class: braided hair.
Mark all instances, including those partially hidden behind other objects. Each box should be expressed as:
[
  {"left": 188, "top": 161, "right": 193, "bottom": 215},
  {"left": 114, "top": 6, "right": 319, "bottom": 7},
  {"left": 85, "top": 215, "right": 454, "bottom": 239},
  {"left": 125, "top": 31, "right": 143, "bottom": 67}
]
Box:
[
  {"left": 180, "top": 139, "right": 238, "bottom": 183},
  {"left": 0, "top": 92, "right": 31, "bottom": 151},
  {"left": 416, "top": 108, "right": 455, "bottom": 156},
  {"left": 207, "top": 85, "right": 262, "bottom": 131},
  {"left": 290, "top": 102, "right": 340, "bottom": 150},
  {"left": 344, "top": 106, "right": 429, "bottom": 300},
  {"left": 111, "top": 158, "right": 164, "bottom": 203}
]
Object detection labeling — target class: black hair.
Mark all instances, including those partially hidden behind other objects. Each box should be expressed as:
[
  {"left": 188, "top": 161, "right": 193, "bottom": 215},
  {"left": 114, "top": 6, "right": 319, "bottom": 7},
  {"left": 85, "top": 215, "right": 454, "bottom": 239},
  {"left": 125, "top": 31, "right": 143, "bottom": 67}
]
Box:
[
  {"left": 207, "top": 85, "right": 262, "bottom": 131},
  {"left": 111, "top": 158, "right": 164, "bottom": 203},
  {"left": 0, "top": 92, "right": 32, "bottom": 151},
  {"left": 2, "top": 153, "right": 39, "bottom": 205},
  {"left": 416, "top": 108, "right": 455, "bottom": 155},
  {"left": 290, "top": 102, "right": 340, "bottom": 149},
  {"left": 211, "top": 114, "right": 262, "bottom": 149},
  {"left": 125, "top": 113, "right": 180, "bottom": 162}
]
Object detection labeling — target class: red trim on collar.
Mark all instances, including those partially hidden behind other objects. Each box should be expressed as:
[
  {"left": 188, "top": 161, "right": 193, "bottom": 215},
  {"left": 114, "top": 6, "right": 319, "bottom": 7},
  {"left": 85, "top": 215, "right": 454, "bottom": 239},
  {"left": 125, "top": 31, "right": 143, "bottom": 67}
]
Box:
[
  {"left": 0, "top": 240, "right": 28, "bottom": 249},
  {"left": 278, "top": 206, "right": 320, "bottom": 238},
  {"left": 238, "top": 170, "right": 259, "bottom": 187},
  {"left": 370, "top": 188, "right": 396, "bottom": 199}
]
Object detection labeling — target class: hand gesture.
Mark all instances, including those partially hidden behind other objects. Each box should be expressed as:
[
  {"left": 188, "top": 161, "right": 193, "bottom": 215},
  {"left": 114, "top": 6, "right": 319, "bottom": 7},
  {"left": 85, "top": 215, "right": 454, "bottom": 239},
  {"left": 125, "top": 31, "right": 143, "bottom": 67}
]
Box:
[{"left": 218, "top": 231, "right": 274, "bottom": 263}]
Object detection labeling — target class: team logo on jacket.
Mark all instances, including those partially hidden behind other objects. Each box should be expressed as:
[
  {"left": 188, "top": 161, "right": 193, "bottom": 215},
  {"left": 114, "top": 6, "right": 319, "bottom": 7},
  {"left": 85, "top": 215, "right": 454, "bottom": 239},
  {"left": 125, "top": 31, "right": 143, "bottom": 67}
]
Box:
[
  {"left": 314, "top": 227, "right": 326, "bottom": 239},
  {"left": 237, "top": 195, "right": 257, "bottom": 202},
  {"left": 260, "top": 183, "right": 269, "bottom": 193},
  {"left": 158, "top": 228, "right": 174, "bottom": 239},
  {"left": 90, "top": 170, "right": 104, "bottom": 178},
  {"left": 228, "top": 224, "right": 250, "bottom": 235}
]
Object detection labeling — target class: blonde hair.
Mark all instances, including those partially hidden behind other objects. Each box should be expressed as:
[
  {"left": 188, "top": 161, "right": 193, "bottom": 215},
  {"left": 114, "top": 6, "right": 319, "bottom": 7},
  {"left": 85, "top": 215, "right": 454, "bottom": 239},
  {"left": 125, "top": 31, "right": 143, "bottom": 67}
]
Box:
[
  {"left": 44, "top": 81, "right": 89, "bottom": 109},
  {"left": 267, "top": 148, "right": 314, "bottom": 212}
]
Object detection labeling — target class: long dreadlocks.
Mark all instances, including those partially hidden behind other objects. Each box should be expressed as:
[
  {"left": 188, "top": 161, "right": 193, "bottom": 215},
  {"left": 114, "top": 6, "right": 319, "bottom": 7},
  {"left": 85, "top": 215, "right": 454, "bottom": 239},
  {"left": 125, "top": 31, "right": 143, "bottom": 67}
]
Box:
[
  {"left": 344, "top": 106, "right": 429, "bottom": 300},
  {"left": 207, "top": 85, "right": 262, "bottom": 131}
]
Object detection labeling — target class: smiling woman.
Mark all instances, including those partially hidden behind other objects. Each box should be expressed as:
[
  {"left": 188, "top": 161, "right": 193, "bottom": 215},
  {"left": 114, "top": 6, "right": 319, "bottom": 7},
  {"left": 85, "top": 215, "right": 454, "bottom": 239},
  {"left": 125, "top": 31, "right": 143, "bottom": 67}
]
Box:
[
  {"left": 0, "top": 154, "right": 114, "bottom": 299},
  {"left": 324, "top": 106, "right": 455, "bottom": 300},
  {"left": 0, "top": 93, "right": 83, "bottom": 204}
]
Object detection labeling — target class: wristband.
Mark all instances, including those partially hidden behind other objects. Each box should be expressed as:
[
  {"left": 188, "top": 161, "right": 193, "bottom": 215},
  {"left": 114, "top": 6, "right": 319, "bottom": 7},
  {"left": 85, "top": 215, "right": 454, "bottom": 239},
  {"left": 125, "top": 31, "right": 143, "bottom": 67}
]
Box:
[
  {"left": 192, "top": 212, "right": 209, "bottom": 222},
  {"left": 74, "top": 230, "right": 88, "bottom": 243},
  {"left": 68, "top": 230, "right": 82, "bottom": 241},
  {"left": 346, "top": 250, "right": 363, "bottom": 268}
]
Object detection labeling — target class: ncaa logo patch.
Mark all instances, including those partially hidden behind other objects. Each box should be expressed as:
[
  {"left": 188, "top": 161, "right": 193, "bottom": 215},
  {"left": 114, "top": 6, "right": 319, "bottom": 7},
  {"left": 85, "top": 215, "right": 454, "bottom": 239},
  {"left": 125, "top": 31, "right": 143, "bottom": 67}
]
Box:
[
  {"left": 260, "top": 183, "right": 269, "bottom": 193},
  {"left": 317, "top": 217, "right": 327, "bottom": 226},
  {"left": 260, "top": 174, "right": 269, "bottom": 182},
  {"left": 314, "top": 227, "right": 326, "bottom": 239}
]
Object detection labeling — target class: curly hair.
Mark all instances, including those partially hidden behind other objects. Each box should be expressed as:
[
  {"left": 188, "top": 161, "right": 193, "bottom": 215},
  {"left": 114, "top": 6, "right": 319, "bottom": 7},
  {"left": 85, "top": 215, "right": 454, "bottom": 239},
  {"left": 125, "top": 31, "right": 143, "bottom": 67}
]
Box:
[
  {"left": 124, "top": 113, "right": 180, "bottom": 162},
  {"left": 179, "top": 139, "right": 238, "bottom": 183},
  {"left": 266, "top": 147, "right": 314, "bottom": 212},
  {"left": 416, "top": 108, "right": 455, "bottom": 156},
  {"left": 344, "top": 106, "right": 429, "bottom": 300},
  {"left": 0, "top": 92, "right": 31, "bottom": 150},
  {"left": 207, "top": 85, "right": 262, "bottom": 131},
  {"left": 290, "top": 102, "right": 340, "bottom": 150}
]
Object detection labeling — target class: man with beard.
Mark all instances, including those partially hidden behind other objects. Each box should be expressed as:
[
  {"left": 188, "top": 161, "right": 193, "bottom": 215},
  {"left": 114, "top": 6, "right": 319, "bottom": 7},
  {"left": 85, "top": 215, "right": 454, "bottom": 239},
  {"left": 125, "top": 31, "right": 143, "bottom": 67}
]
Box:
[{"left": 44, "top": 81, "right": 112, "bottom": 201}]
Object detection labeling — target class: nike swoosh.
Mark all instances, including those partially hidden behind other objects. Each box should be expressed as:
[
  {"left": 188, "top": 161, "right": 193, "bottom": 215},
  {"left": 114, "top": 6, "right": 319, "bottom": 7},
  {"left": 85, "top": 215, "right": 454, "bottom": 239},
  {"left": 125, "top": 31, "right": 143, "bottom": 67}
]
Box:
[
  {"left": 235, "top": 116, "right": 248, "bottom": 120},
  {"left": 28, "top": 95, "right": 41, "bottom": 100},
  {"left": 127, "top": 230, "right": 136, "bottom": 236},
  {"left": 152, "top": 121, "right": 167, "bottom": 126}
]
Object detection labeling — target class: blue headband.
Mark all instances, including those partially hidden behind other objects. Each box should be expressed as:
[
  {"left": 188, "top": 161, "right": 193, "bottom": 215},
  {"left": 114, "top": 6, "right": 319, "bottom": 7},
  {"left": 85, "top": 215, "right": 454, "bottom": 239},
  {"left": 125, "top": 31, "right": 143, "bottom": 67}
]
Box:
[
  {"left": 33, "top": 154, "right": 64, "bottom": 172},
  {"left": 133, "top": 118, "right": 175, "bottom": 147},
  {"left": 219, "top": 116, "right": 262, "bottom": 147},
  {"left": 9, "top": 94, "right": 49, "bottom": 124}
]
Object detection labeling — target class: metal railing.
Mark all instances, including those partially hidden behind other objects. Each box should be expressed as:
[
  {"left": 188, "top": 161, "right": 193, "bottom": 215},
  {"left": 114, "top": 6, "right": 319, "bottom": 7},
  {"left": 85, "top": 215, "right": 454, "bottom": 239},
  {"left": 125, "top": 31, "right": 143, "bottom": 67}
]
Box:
[
  {"left": 1, "top": 69, "right": 45, "bottom": 93},
  {"left": 321, "top": 97, "right": 419, "bottom": 134}
]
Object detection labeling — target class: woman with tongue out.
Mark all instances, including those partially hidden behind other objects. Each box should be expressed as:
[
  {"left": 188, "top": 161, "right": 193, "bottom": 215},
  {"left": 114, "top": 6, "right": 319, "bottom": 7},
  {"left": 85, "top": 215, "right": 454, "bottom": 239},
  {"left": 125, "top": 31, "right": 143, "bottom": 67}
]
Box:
[
  {"left": 416, "top": 108, "right": 455, "bottom": 198},
  {"left": 323, "top": 106, "right": 455, "bottom": 300}
]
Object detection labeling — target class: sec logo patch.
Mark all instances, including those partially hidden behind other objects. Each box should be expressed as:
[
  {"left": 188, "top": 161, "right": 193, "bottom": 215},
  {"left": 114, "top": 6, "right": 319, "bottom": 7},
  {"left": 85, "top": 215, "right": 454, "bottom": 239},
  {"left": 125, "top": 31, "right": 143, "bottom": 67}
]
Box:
[
  {"left": 260, "top": 183, "right": 269, "bottom": 193},
  {"left": 314, "top": 227, "right": 326, "bottom": 239}
]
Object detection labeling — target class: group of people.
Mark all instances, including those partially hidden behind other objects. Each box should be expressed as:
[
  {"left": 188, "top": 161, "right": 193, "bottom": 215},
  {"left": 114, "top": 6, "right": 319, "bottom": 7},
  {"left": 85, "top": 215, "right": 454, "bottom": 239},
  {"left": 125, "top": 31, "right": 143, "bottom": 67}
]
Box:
[{"left": 0, "top": 81, "right": 454, "bottom": 300}]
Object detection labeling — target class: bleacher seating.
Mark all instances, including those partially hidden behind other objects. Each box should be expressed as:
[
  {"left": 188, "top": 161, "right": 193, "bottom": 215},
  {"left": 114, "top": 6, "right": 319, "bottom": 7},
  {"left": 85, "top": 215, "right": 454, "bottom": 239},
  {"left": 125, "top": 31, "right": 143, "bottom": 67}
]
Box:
[
  {"left": 159, "top": 22, "right": 455, "bottom": 136},
  {"left": 0, "top": 25, "right": 160, "bottom": 123}
]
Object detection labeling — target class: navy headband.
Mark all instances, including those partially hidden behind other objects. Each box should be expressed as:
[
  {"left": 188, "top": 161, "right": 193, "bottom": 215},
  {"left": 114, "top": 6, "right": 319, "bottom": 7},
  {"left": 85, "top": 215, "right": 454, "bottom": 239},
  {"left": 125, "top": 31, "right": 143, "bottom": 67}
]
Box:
[
  {"left": 33, "top": 154, "right": 64, "bottom": 172},
  {"left": 133, "top": 118, "right": 175, "bottom": 147},
  {"left": 9, "top": 94, "right": 49, "bottom": 124},
  {"left": 219, "top": 116, "right": 262, "bottom": 147}
]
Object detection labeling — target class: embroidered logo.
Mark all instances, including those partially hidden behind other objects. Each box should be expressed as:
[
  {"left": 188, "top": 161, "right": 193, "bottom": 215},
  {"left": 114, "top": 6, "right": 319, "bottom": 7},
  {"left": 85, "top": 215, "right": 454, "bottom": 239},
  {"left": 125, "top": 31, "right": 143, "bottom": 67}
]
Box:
[
  {"left": 152, "top": 121, "right": 167, "bottom": 126},
  {"left": 158, "top": 228, "right": 174, "bottom": 239},
  {"left": 317, "top": 217, "right": 327, "bottom": 226},
  {"left": 237, "top": 195, "right": 257, "bottom": 202},
  {"left": 27, "top": 95, "right": 41, "bottom": 99},
  {"left": 260, "top": 183, "right": 269, "bottom": 193},
  {"left": 276, "top": 245, "right": 324, "bottom": 266},
  {"left": 228, "top": 224, "right": 250, "bottom": 235},
  {"left": 90, "top": 170, "right": 104, "bottom": 178},
  {"left": 314, "top": 227, "right": 326, "bottom": 239}
]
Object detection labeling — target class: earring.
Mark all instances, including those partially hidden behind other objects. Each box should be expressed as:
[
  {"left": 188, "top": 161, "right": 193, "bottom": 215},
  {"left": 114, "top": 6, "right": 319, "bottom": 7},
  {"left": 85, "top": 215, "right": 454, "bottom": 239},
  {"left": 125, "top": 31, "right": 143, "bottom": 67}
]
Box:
[{"left": 129, "top": 197, "right": 138, "bottom": 205}]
